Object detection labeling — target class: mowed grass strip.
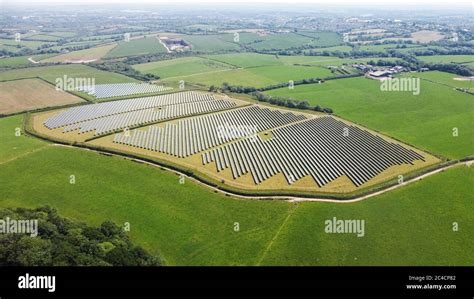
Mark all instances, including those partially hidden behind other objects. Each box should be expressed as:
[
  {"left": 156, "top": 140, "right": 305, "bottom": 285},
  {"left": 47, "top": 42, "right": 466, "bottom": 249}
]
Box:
[
  {"left": 0, "top": 114, "right": 47, "bottom": 164},
  {"left": 260, "top": 165, "right": 474, "bottom": 266},
  {"left": 0, "top": 78, "right": 84, "bottom": 115},
  {"left": 266, "top": 77, "right": 474, "bottom": 159},
  {"left": 132, "top": 56, "right": 235, "bottom": 78},
  {"left": 0, "top": 64, "right": 138, "bottom": 84}
]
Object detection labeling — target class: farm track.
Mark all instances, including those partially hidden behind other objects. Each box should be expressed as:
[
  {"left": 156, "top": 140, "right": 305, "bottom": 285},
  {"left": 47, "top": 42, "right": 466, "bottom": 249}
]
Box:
[{"left": 48, "top": 143, "right": 473, "bottom": 203}]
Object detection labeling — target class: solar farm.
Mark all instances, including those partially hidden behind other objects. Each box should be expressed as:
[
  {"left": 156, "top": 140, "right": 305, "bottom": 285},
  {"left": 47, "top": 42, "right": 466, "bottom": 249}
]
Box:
[
  {"left": 34, "top": 90, "right": 438, "bottom": 192},
  {"left": 75, "top": 83, "right": 173, "bottom": 99}
]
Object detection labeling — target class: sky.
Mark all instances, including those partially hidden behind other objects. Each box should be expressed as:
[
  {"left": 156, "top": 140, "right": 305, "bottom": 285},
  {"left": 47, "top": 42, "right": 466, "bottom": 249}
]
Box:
[{"left": 3, "top": 0, "right": 472, "bottom": 5}]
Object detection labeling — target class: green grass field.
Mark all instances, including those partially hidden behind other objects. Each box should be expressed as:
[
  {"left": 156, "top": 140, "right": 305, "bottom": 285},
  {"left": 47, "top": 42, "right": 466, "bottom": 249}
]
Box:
[
  {"left": 0, "top": 64, "right": 138, "bottom": 84},
  {"left": 203, "top": 53, "right": 283, "bottom": 68},
  {"left": 243, "top": 32, "right": 342, "bottom": 51},
  {"left": 163, "top": 64, "right": 333, "bottom": 88},
  {"left": 132, "top": 56, "right": 235, "bottom": 78},
  {"left": 105, "top": 36, "right": 167, "bottom": 58},
  {"left": 417, "top": 55, "right": 474, "bottom": 64},
  {"left": 260, "top": 165, "right": 474, "bottom": 266},
  {"left": 201, "top": 53, "right": 400, "bottom": 68},
  {"left": 406, "top": 71, "right": 474, "bottom": 90},
  {"left": 181, "top": 34, "right": 241, "bottom": 52},
  {"left": 266, "top": 77, "right": 474, "bottom": 159},
  {"left": 0, "top": 114, "right": 48, "bottom": 164},
  {"left": 357, "top": 43, "right": 423, "bottom": 52},
  {"left": 0, "top": 54, "right": 56, "bottom": 67},
  {"left": 0, "top": 114, "right": 472, "bottom": 266}
]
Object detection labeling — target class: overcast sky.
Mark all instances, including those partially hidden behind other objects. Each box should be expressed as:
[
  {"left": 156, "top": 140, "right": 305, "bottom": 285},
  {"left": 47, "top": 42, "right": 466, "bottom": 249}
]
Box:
[{"left": 3, "top": 0, "right": 472, "bottom": 6}]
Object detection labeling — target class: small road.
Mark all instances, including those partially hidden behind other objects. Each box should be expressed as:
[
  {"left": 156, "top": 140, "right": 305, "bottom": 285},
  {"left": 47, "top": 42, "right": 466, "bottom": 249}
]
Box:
[
  {"left": 51, "top": 143, "right": 473, "bottom": 204},
  {"left": 28, "top": 57, "right": 39, "bottom": 64}
]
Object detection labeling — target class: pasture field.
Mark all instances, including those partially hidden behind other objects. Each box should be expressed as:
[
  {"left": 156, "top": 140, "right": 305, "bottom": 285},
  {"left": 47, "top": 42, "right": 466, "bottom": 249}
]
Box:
[
  {"left": 202, "top": 53, "right": 284, "bottom": 68},
  {"left": 416, "top": 55, "right": 474, "bottom": 64},
  {"left": 105, "top": 36, "right": 167, "bottom": 58},
  {"left": 260, "top": 165, "right": 474, "bottom": 266},
  {"left": 23, "top": 31, "right": 77, "bottom": 40},
  {"left": 406, "top": 71, "right": 473, "bottom": 90},
  {"left": 0, "top": 114, "right": 471, "bottom": 265},
  {"left": 0, "top": 114, "right": 48, "bottom": 164},
  {"left": 133, "top": 54, "right": 402, "bottom": 87},
  {"left": 244, "top": 32, "right": 342, "bottom": 50},
  {"left": 23, "top": 34, "right": 63, "bottom": 41},
  {"left": 266, "top": 77, "right": 474, "bottom": 159},
  {"left": 357, "top": 43, "right": 423, "bottom": 52},
  {"left": 201, "top": 53, "right": 400, "bottom": 68},
  {"left": 307, "top": 45, "right": 353, "bottom": 53},
  {"left": 181, "top": 34, "right": 241, "bottom": 52},
  {"left": 0, "top": 54, "right": 56, "bottom": 67},
  {"left": 0, "top": 64, "right": 138, "bottom": 84},
  {"left": 0, "top": 78, "right": 84, "bottom": 115},
  {"left": 218, "top": 32, "right": 263, "bottom": 44},
  {"left": 0, "top": 140, "right": 292, "bottom": 266},
  {"left": 39, "top": 43, "right": 117, "bottom": 63},
  {"left": 132, "top": 56, "right": 235, "bottom": 78},
  {"left": 163, "top": 64, "right": 333, "bottom": 88},
  {"left": 0, "top": 38, "right": 52, "bottom": 49}
]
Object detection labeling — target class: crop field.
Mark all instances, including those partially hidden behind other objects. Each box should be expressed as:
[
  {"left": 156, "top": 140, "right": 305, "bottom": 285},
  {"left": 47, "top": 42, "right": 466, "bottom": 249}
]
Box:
[
  {"left": 105, "top": 36, "right": 167, "bottom": 58},
  {"left": 0, "top": 113, "right": 471, "bottom": 265},
  {"left": 416, "top": 55, "right": 474, "bottom": 64},
  {"left": 132, "top": 57, "right": 236, "bottom": 78},
  {"left": 0, "top": 78, "right": 85, "bottom": 115},
  {"left": 266, "top": 77, "right": 474, "bottom": 159},
  {"left": 0, "top": 64, "right": 138, "bottom": 84},
  {"left": 410, "top": 30, "right": 445, "bottom": 43},
  {"left": 39, "top": 43, "right": 117, "bottom": 63}
]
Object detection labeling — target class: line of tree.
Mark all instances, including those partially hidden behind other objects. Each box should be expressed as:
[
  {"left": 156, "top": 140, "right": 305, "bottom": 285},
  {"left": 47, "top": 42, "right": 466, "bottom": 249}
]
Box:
[
  {"left": 217, "top": 73, "right": 361, "bottom": 94},
  {"left": 91, "top": 61, "right": 160, "bottom": 81},
  {"left": 0, "top": 206, "right": 162, "bottom": 266},
  {"left": 252, "top": 91, "right": 333, "bottom": 113}
]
